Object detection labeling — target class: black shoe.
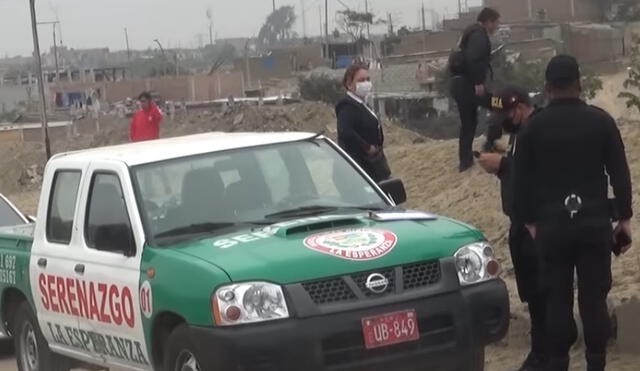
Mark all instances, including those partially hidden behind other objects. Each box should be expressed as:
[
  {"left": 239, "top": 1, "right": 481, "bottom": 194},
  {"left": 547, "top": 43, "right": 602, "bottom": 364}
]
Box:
[
  {"left": 586, "top": 354, "right": 606, "bottom": 371},
  {"left": 516, "top": 353, "right": 547, "bottom": 371},
  {"left": 459, "top": 161, "right": 474, "bottom": 172}
]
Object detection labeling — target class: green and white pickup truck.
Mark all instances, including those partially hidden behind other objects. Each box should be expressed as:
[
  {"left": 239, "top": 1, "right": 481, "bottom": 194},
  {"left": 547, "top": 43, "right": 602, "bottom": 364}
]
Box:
[{"left": 0, "top": 132, "right": 509, "bottom": 371}]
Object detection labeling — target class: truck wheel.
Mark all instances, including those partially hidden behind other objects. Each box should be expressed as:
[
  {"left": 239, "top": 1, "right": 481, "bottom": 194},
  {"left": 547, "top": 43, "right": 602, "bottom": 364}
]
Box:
[
  {"left": 13, "top": 302, "right": 70, "bottom": 371},
  {"left": 163, "top": 325, "right": 207, "bottom": 371}
]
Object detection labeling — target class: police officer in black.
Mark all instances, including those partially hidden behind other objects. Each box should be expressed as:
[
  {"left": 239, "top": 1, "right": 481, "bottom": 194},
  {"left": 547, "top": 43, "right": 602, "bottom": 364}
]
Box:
[
  {"left": 450, "top": 7, "right": 500, "bottom": 172},
  {"left": 513, "top": 55, "right": 633, "bottom": 371},
  {"left": 478, "top": 86, "right": 547, "bottom": 371}
]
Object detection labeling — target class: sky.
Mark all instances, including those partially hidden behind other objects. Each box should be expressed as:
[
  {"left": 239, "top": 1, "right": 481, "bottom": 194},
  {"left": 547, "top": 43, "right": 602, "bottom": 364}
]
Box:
[{"left": 0, "top": 0, "right": 481, "bottom": 57}]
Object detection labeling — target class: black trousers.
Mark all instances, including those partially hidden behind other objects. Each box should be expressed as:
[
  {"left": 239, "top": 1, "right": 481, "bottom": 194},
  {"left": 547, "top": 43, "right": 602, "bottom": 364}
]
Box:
[
  {"left": 451, "top": 77, "right": 478, "bottom": 167},
  {"left": 536, "top": 219, "right": 613, "bottom": 371},
  {"left": 509, "top": 224, "right": 546, "bottom": 358}
]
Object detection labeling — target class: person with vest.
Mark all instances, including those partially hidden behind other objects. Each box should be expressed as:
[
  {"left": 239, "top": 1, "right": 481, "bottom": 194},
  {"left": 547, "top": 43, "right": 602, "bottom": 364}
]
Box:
[
  {"left": 478, "top": 86, "right": 547, "bottom": 371},
  {"left": 513, "top": 55, "right": 633, "bottom": 371},
  {"left": 450, "top": 7, "right": 500, "bottom": 172}
]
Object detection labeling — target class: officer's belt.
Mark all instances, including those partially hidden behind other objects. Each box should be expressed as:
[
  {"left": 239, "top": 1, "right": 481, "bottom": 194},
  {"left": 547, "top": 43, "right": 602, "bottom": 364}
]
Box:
[{"left": 537, "top": 199, "right": 615, "bottom": 221}]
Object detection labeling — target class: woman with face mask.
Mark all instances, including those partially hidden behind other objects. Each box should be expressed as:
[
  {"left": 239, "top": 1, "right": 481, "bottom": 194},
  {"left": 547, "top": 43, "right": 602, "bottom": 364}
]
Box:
[{"left": 335, "top": 63, "right": 391, "bottom": 182}]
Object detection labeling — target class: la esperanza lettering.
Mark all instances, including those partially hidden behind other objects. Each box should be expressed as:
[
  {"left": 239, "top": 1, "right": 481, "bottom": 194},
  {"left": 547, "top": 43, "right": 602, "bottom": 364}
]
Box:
[
  {"left": 47, "top": 322, "right": 148, "bottom": 366},
  {"left": 38, "top": 274, "right": 135, "bottom": 328}
]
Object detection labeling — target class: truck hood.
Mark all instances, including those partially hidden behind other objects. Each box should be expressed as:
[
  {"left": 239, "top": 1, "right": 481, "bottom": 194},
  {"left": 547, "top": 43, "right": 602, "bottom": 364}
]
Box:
[{"left": 169, "top": 213, "right": 483, "bottom": 284}]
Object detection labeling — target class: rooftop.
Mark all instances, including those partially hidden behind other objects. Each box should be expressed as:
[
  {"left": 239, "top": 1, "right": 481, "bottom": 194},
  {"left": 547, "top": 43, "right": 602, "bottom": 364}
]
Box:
[{"left": 54, "top": 132, "right": 317, "bottom": 167}]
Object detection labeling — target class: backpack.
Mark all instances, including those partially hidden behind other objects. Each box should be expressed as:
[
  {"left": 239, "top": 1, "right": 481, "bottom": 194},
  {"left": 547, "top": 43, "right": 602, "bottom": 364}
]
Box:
[{"left": 448, "top": 24, "right": 480, "bottom": 76}]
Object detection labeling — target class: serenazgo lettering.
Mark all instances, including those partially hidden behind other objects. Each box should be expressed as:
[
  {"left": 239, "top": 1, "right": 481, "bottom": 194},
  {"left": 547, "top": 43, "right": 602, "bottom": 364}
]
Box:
[{"left": 38, "top": 274, "right": 136, "bottom": 328}]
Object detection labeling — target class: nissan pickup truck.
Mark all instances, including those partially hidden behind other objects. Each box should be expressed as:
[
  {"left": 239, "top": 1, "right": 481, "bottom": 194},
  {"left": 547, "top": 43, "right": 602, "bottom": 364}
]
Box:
[{"left": 0, "top": 132, "right": 509, "bottom": 371}]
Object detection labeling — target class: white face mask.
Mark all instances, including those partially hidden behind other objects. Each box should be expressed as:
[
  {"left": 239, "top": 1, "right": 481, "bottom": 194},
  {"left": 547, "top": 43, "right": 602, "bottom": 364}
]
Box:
[{"left": 355, "top": 81, "right": 373, "bottom": 98}]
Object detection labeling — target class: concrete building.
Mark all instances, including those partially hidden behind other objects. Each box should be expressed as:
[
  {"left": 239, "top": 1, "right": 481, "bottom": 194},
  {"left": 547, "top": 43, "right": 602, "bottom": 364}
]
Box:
[{"left": 484, "top": 0, "right": 604, "bottom": 23}]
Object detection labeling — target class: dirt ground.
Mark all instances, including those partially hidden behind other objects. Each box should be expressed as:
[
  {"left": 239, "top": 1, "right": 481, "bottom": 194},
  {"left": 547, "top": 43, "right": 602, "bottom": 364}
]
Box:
[{"left": 3, "top": 83, "right": 640, "bottom": 370}]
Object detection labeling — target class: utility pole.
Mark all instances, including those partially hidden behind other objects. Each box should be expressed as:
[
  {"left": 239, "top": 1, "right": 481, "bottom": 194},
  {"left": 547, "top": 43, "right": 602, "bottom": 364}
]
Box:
[
  {"left": 29, "top": 0, "right": 51, "bottom": 160},
  {"left": 124, "top": 28, "right": 131, "bottom": 62},
  {"left": 273, "top": 0, "right": 276, "bottom": 12},
  {"left": 387, "top": 13, "right": 394, "bottom": 35},
  {"left": 301, "top": 0, "right": 307, "bottom": 39},
  {"left": 365, "top": 0, "right": 371, "bottom": 39},
  {"left": 421, "top": 3, "right": 426, "bottom": 31},
  {"left": 458, "top": 0, "right": 462, "bottom": 17},
  {"left": 38, "top": 21, "right": 60, "bottom": 82},
  {"left": 324, "top": 0, "right": 329, "bottom": 59}
]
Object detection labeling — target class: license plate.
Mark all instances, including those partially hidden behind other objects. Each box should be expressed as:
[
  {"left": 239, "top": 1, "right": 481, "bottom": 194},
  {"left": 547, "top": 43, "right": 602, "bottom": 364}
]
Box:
[{"left": 362, "top": 309, "right": 420, "bottom": 349}]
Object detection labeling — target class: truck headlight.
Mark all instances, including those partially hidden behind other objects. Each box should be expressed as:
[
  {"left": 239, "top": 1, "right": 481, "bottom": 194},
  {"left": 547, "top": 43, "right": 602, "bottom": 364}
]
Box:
[
  {"left": 213, "top": 282, "right": 289, "bottom": 326},
  {"left": 454, "top": 242, "right": 501, "bottom": 286}
]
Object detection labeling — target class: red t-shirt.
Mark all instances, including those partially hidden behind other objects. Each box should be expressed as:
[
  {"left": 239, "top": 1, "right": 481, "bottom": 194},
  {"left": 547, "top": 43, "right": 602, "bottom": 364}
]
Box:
[{"left": 130, "top": 104, "right": 163, "bottom": 142}]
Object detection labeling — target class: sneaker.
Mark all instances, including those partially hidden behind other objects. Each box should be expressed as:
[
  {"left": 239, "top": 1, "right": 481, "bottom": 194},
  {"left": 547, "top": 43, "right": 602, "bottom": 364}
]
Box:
[{"left": 516, "top": 353, "right": 547, "bottom": 371}]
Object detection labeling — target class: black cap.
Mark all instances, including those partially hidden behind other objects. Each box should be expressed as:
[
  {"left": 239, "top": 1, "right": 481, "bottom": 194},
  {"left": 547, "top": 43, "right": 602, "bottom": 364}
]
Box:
[
  {"left": 490, "top": 85, "right": 531, "bottom": 112},
  {"left": 488, "top": 85, "right": 531, "bottom": 125},
  {"left": 545, "top": 54, "right": 581, "bottom": 87}
]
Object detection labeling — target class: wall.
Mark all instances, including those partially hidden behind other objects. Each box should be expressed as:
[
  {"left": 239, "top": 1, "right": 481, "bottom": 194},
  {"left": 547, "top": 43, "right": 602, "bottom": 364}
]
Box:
[
  {"left": 48, "top": 72, "right": 245, "bottom": 104},
  {"left": 484, "top": 0, "right": 602, "bottom": 23},
  {"left": 0, "top": 85, "right": 31, "bottom": 111},
  {"left": 392, "top": 31, "right": 460, "bottom": 56},
  {"left": 563, "top": 25, "right": 624, "bottom": 64}
]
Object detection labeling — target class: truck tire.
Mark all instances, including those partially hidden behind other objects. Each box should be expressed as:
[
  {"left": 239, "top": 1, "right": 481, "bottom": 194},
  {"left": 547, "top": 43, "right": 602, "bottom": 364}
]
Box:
[
  {"left": 13, "top": 302, "right": 71, "bottom": 371},
  {"left": 163, "top": 324, "right": 209, "bottom": 371}
]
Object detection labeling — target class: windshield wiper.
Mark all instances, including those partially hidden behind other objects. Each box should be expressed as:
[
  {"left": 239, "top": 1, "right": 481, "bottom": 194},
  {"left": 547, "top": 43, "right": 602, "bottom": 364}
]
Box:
[
  {"left": 264, "top": 204, "right": 390, "bottom": 220},
  {"left": 264, "top": 205, "right": 339, "bottom": 219},
  {"left": 155, "top": 223, "right": 236, "bottom": 239}
]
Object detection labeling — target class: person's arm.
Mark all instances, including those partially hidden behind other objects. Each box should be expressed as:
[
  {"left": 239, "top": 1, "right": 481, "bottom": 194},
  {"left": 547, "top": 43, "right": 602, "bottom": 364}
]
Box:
[
  {"left": 604, "top": 118, "right": 633, "bottom": 220},
  {"left": 513, "top": 127, "right": 535, "bottom": 226},
  {"left": 150, "top": 103, "right": 164, "bottom": 124},
  {"left": 497, "top": 156, "right": 512, "bottom": 181},
  {"left": 337, "top": 106, "right": 371, "bottom": 153},
  {"left": 464, "top": 29, "right": 490, "bottom": 86},
  {"left": 129, "top": 116, "right": 136, "bottom": 142}
]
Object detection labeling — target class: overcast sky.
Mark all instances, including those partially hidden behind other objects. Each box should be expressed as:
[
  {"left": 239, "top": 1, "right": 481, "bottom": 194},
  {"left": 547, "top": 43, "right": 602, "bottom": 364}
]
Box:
[{"left": 0, "top": 0, "right": 481, "bottom": 57}]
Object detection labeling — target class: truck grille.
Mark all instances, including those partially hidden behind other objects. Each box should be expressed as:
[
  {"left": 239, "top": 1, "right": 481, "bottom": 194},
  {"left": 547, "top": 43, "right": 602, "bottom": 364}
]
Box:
[{"left": 301, "top": 260, "right": 441, "bottom": 305}]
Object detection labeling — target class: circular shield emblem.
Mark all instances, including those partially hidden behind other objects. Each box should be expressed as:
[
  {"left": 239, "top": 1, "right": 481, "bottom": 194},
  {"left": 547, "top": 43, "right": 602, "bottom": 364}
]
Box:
[{"left": 303, "top": 228, "right": 398, "bottom": 261}]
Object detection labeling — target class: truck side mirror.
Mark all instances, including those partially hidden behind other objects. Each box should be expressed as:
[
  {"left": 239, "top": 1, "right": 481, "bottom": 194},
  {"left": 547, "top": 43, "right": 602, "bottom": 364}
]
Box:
[{"left": 378, "top": 178, "right": 407, "bottom": 205}]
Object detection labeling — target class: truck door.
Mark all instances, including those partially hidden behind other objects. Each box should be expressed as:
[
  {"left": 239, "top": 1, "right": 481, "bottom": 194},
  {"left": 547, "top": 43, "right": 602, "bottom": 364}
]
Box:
[
  {"left": 73, "top": 161, "right": 151, "bottom": 370},
  {"left": 30, "top": 164, "right": 92, "bottom": 362}
]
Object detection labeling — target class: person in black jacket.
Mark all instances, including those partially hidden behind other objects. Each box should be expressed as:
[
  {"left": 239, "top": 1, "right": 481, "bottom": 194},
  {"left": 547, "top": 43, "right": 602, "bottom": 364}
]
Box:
[
  {"left": 451, "top": 7, "right": 500, "bottom": 172},
  {"left": 514, "top": 55, "right": 633, "bottom": 371},
  {"left": 478, "top": 86, "right": 547, "bottom": 371},
  {"left": 336, "top": 63, "right": 391, "bottom": 182}
]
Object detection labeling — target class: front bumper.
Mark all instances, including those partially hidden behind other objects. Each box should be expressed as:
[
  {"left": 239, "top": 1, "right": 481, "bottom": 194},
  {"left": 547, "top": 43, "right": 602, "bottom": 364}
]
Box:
[{"left": 189, "top": 279, "right": 509, "bottom": 371}]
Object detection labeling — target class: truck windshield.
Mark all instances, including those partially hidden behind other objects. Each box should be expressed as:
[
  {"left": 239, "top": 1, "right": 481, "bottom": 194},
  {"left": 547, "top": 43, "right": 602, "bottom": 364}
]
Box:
[{"left": 133, "top": 139, "right": 389, "bottom": 244}]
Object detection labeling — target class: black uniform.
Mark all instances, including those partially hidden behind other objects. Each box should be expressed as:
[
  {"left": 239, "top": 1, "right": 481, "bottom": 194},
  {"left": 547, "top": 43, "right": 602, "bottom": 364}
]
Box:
[
  {"left": 336, "top": 93, "right": 390, "bottom": 182},
  {"left": 451, "top": 23, "right": 492, "bottom": 170},
  {"left": 513, "top": 97, "right": 632, "bottom": 370}
]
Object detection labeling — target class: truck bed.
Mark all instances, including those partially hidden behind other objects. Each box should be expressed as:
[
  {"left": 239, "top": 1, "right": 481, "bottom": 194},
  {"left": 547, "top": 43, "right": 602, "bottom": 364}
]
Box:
[{"left": 0, "top": 223, "right": 34, "bottom": 248}]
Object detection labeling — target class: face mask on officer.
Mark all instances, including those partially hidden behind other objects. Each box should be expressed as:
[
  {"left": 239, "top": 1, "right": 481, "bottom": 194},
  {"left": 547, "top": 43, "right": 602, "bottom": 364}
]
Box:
[{"left": 355, "top": 81, "right": 373, "bottom": 98}]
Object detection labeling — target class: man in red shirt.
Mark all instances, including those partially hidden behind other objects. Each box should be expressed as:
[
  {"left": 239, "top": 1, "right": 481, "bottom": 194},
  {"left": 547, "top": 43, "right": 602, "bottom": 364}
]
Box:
[{"left": 130, "top": 92, "right": 164, "bottom": 142}]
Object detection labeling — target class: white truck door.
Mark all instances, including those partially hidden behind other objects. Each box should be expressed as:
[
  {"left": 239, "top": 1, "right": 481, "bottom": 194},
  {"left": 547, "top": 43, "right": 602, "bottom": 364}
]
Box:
[
  {"left": 30, "top": 162, "right": 95, "bottom": 363},
  {"left": 72, "top": 161, "right": 151, "bottom": 370}
]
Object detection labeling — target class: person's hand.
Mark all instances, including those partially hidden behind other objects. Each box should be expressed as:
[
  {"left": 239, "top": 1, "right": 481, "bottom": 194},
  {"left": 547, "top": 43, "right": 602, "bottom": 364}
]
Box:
[
  {"left": 367, "top": 145, "right": 379, "bottom": 156},
  {"left": 475, "top": 84, "right": 485, "bottom": 97},
  {"left": 525, "top": 224, "right": 537, "bottom": 239},
  {"left": 615, "top": 219, "right": 633, "bottom": 254},
  {"left": 478, "top": 153, "right": 502, "bottom": 174}
]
